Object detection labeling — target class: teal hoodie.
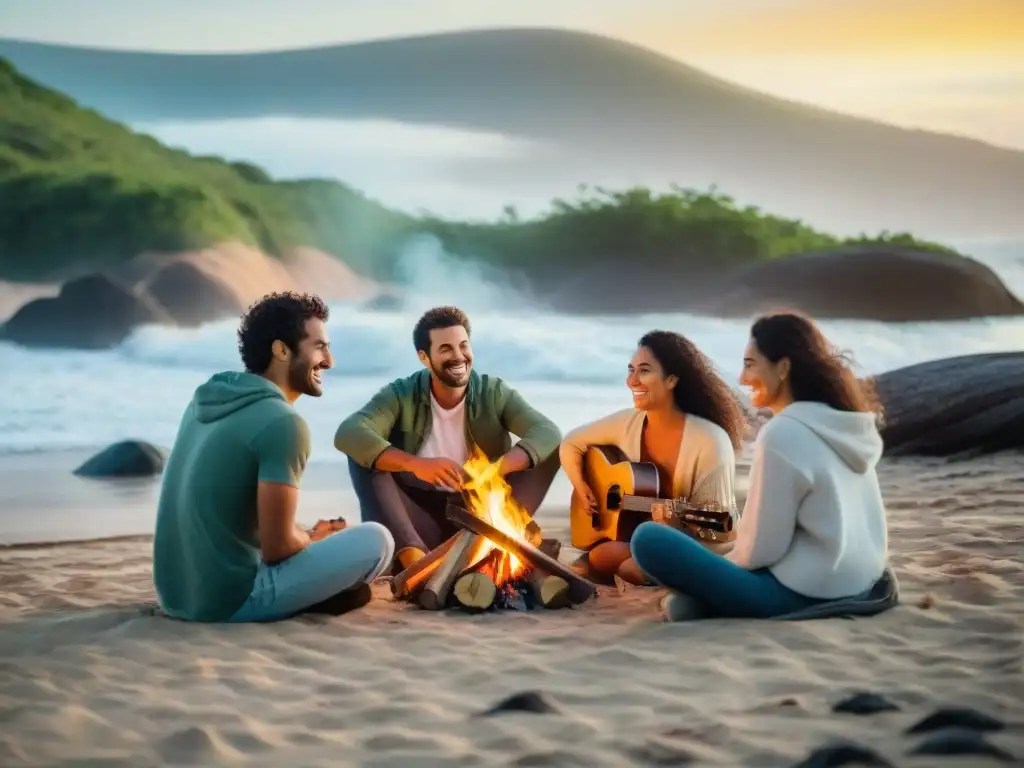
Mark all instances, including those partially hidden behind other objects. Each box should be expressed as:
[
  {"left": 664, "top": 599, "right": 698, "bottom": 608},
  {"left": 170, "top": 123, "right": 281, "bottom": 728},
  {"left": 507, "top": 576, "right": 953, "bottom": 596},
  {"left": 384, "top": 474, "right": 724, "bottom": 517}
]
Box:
[{"left": 153, "top": 372, "right": 311, "bottom": 622}]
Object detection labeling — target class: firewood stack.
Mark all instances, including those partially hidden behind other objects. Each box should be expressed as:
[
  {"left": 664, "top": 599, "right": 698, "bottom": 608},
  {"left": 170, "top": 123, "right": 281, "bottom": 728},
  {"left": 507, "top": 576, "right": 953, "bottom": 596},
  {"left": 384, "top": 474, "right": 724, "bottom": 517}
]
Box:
[{"left": 389, "top": 502, "right": 598, "bottom": 612}]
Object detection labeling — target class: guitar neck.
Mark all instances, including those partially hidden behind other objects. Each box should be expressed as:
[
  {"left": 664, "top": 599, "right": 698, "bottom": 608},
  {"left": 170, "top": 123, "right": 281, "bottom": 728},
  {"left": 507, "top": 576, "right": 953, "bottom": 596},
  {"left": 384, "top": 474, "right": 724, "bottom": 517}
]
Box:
[
  {"left": 621, "top": 494, "right": 731, "bottom": 518},
  {"left": 622, "top": 494, "right": 669, "bottom": 513}
]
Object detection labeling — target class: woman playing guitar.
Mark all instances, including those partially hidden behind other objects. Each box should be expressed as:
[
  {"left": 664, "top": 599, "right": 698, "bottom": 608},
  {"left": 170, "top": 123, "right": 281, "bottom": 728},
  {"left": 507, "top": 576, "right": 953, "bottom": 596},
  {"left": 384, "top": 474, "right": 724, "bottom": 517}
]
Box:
[{"left": 559, "top": 330, "right": 746, "bottom": 585}]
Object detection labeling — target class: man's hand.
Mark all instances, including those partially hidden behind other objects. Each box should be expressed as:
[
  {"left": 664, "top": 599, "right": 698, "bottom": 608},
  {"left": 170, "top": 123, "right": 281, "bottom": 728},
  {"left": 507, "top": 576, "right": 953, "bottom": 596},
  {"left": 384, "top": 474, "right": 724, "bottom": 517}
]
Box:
[
  {"left": 410, "top": 457, "right": 466, "bottom": 491},
  {"left": 496, "top": 446, "right": 532, "bottom": 477},
  {"left": 308, "top": 517, "right": 347, "bottom": 541}
]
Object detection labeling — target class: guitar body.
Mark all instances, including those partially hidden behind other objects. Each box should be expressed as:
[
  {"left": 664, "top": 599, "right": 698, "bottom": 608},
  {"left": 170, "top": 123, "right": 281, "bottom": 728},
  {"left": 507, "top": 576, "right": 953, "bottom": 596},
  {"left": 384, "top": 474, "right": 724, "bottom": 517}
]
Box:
[{"left": 569, "top": 445, "right": 661, "bottom": 550}]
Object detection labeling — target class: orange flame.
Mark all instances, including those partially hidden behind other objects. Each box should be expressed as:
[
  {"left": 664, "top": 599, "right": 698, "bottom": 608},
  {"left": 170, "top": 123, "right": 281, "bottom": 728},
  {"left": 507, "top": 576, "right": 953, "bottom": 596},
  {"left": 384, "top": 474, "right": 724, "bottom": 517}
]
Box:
[{"left": 460, "top": 448, "right": 533, "bottom": 585}]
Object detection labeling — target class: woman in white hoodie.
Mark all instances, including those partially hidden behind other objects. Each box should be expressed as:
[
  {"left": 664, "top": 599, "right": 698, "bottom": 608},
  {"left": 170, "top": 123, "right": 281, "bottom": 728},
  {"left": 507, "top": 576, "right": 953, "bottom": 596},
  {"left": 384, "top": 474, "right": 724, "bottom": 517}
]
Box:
[{"left": 630, "top": 311, "right": 889, "bottom": 620}]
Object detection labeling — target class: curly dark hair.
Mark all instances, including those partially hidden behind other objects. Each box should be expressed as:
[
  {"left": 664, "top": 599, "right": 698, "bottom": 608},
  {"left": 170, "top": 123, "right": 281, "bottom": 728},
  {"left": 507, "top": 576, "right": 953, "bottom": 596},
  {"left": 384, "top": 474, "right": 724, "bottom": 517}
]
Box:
[
  {"left": 638, "top": 330, "right": 747, "bottom": 449},
  {"left": 750, "top": 311, "right": 882, "bottom": 416},
  {"left": 413, "top": 305, "right": 471, "bottom": 355},
  {"left": 236, "top": 291, "right": 329, "bottom": 374}
]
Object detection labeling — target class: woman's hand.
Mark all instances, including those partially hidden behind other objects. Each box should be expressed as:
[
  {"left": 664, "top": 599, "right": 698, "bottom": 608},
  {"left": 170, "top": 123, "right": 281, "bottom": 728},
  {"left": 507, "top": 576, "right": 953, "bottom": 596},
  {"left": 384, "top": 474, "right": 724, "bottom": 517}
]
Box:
[{"left": 573, "top": 482, "right": 598, "bottom": 512}]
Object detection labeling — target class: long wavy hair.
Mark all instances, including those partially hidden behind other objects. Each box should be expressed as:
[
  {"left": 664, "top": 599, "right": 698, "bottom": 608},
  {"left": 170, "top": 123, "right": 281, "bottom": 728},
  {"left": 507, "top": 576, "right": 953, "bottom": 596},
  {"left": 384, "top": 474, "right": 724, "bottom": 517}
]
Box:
[
  {"left": 638, "top": 330, "right": 747, "bottom": 449},
  {"left": 749, "top": 311, "right": 883, "bottom": 417}
]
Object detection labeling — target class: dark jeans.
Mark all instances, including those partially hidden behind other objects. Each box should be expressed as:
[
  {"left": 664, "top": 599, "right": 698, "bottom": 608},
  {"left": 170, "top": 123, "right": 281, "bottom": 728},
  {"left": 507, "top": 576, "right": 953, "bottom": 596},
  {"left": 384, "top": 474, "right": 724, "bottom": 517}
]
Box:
[
  {"left": 630, "top": 521, "right": 824, "bottom": 619},
  {"left": 347, "top": 452, "right": 560, "bottom": 557}
]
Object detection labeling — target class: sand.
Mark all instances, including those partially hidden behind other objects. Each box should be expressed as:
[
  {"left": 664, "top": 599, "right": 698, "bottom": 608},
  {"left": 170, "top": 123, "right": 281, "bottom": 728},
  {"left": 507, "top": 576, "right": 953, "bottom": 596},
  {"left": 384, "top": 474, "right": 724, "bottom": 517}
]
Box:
[{"left": 1, "top": 448, "right": 1022, "bottom": 767}]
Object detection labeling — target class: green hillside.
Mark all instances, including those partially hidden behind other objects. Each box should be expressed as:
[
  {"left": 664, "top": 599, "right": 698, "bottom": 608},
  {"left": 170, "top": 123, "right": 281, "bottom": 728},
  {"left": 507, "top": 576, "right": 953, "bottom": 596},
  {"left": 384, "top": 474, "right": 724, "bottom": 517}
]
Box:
[{"left": 0, "top": 57, "right": 956, "bottom": 284}]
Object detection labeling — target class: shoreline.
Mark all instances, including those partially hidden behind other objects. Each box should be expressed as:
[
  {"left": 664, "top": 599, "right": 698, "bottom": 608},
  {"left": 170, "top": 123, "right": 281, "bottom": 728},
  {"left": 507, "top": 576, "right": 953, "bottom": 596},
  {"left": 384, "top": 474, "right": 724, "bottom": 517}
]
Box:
[{"left": 0, "top": 446, "right": 579, "bottom": 546}]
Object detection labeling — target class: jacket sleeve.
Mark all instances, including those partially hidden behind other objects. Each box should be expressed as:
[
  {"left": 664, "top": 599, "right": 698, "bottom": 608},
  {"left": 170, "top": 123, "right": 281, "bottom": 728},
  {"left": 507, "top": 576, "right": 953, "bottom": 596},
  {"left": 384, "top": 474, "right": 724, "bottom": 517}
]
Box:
[
  {"left": 497, "top": 380, "right": 562, "bottom": 467},
  {"left": 726, "top": 439, "right": 809, "bottom": 570},
  {"left": 333, "top": 383, "right": 402, "bottom": 469}
]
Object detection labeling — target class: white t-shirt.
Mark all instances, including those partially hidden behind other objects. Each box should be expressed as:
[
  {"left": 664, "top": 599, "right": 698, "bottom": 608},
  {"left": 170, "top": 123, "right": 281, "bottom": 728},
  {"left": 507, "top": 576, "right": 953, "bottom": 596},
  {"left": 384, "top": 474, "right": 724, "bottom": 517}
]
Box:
[{"left": 417, "top": 392, "right": 469, "bottom": 473}]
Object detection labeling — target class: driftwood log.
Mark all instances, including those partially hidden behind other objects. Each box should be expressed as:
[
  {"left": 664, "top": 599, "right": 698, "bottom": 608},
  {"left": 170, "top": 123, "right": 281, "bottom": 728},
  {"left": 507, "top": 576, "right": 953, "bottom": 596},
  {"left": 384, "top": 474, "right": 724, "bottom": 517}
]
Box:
[
  {"left": 390, "top": 533, "right": 460, "bottom": 599},
  {"left": 528, "top": 539, "right": 571, "bottom": 609},
  {"left": 453, "top": 549, "right": 502, "bottom": 611},
  {"left": 419, "top": 531, "right": 485, "bottom": 610},
  {"left": 872, "top": 352, "right": 1024, "bottom": 457},
  {"left": 446, "top": 504, "right": 598, "bottom": 605}
]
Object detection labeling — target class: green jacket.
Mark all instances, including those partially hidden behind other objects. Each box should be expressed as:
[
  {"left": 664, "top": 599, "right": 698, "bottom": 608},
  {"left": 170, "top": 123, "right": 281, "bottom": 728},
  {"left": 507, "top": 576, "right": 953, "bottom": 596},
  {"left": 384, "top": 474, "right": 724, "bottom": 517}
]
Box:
[{"left": 335, "top": 369, "right": 562, "bottom": 469}]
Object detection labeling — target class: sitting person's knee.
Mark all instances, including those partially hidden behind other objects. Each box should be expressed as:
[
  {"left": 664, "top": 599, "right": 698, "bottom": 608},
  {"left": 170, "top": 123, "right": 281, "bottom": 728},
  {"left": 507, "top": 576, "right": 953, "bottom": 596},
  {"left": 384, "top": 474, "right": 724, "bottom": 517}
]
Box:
[
  {"left": 589, "top": 541, "right": 630, "bottom": 574},
  {"left": 360, "top": 521, "right": 396, "bottom": 563},
  {"left": 629, "top": 521, "right": 672, "bottom": 565}
]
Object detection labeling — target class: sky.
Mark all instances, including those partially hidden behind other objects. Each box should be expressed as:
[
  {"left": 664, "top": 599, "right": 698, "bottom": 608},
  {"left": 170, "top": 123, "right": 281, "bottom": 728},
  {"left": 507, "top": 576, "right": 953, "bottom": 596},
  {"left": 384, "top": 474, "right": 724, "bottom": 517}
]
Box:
[{"left": 3, "top": 0, "right": 1023, "bottom": 150}]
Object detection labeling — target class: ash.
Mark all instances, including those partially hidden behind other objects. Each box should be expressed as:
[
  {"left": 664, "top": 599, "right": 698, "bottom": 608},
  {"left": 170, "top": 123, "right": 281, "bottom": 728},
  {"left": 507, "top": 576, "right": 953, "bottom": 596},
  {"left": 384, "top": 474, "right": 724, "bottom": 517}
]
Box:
[{"left": 493, "top": 577, "right": 539, "bottom": 612}]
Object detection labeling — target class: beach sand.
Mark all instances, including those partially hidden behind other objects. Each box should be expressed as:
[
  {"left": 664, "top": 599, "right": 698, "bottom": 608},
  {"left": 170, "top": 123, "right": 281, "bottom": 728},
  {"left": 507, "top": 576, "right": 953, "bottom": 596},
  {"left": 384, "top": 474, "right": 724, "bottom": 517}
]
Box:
[{"left": 0, "top": 449, "right": 1021, "bottom": 767}]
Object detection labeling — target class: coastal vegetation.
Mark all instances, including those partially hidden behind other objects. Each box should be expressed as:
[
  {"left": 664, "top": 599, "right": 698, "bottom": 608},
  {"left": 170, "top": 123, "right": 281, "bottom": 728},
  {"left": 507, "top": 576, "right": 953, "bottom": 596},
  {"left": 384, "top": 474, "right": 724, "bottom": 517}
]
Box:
[{"left": 0, "top": 57, "right": 958, "bottom": 284}]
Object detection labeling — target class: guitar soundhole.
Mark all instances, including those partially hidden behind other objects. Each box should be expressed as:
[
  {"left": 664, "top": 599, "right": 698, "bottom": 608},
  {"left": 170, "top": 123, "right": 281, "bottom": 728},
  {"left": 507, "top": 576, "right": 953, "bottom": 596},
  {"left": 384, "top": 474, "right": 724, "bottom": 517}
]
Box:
[{"left": 606, "top": 486, "right": 622, "bottom": 510}]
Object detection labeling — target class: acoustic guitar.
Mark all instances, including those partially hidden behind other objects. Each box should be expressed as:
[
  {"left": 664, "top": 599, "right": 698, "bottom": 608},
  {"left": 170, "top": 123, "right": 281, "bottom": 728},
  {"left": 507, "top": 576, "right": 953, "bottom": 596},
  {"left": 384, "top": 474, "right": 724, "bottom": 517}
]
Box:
[{"left": 569, "top": 445, "right": 737, "bottom": 551}]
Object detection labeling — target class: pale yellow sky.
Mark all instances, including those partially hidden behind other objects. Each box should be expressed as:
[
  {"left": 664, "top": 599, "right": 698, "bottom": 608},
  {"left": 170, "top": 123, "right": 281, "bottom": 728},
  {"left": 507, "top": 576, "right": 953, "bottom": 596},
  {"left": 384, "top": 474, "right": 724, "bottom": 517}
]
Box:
[
  {"left": 665, "top": 0, "right": 1024, "bottom": 149},
  {"left": 651, "top": 0, "right": 1024, "bottom": 56},
  {"left": 4, "top": 0, "right": 1023, "bottom": 149}
]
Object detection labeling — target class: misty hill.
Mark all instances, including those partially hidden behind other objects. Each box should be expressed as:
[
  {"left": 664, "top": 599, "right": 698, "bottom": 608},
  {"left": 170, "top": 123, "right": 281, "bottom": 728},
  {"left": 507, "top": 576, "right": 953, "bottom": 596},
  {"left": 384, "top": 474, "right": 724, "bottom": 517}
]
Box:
[
  {"left": 3, "top": 55, "right": 1021, "bottom": 346},
  {"left": 1, "top": 28, "right": 1022, "bottom": 239}
]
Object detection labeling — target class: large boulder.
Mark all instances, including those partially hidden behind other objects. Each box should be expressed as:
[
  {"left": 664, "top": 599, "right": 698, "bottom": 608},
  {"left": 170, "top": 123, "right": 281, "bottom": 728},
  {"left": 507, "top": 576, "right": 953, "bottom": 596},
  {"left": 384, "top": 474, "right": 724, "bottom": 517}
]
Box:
[
  {"left": 693, "top": 246, "right": 1024, "bottom": 323},
  {"left": 146, "top": 260, "right": 241, "bottom": 326},
  {"left": 73, "top": 440, "right": 168, "bottom": 477},
  {"left": 873, "top": 352, "right": 1024, "bottom": 456},
  {"left": 0, "top": 243, "right": 384, "bottom": 350},
  {"left": 0, "top": 274, "right": 159, "bottom": 349}
]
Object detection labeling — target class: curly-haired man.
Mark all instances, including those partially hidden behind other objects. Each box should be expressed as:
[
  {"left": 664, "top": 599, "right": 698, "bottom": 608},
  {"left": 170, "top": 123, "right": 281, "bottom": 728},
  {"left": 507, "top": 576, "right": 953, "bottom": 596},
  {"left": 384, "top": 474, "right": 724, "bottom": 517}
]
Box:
[{"left": 153, "top": 291, "right": 394, "bottom": 622}]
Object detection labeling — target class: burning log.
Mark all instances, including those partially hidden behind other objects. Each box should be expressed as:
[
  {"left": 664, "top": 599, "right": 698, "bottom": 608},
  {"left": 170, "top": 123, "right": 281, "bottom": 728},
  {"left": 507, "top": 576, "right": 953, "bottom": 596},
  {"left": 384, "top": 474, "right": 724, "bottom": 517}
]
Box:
[
  {"left": 452, "top": 549, "right": 502, "bottom": 611},
  {"left": 390, "top": 533, "right": 460, "bottom": 599},
  {"left": 419, "top": 530, "right": 485, "bottom": 610},
  {"left": 445, "top": 504, "right": 598, "bottom": 605}
]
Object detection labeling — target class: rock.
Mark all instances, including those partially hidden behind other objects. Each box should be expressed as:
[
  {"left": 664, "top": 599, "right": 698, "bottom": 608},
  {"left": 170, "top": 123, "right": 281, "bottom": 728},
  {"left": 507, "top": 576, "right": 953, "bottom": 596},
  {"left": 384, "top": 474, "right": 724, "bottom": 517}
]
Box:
[
  {"left": 907, "top": 730, "right": 1015, "bottom": 762},
  {"left": 0, "top": 274, "right": 159, "bottom": 349},
  {"left": 872, "top": 353, "right": 1024, "bottom": 456},
  {"left": 904, "top": 706, "right": 1006, "bottom": 735},
  {"left": 146, "top": 260, "right": 241, "bottom": 326},
  {"left": 832, "top": 692, "right": 901, "bottom": 716},
  {"left": 695, "top": 246, "right": 1024, "bottom": 323},
  {"left": 0, "top": 243, "right": 382, "bottom": 350},
  {"left": 791, "top": 741, "right": 894, "bottom": 768},
  {"left": 475, "top": 690, "right": 562, "bottom": 717},
  {"left": 73, "top": 440, "right": 168, "bottom": 478}
]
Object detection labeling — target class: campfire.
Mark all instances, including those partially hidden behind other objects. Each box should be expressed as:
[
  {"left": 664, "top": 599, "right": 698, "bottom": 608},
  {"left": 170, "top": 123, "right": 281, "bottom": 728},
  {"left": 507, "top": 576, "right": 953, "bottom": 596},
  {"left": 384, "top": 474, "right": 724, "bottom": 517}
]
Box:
[{"left": 389, "top": 450, "right": 598, "bottom": 612}]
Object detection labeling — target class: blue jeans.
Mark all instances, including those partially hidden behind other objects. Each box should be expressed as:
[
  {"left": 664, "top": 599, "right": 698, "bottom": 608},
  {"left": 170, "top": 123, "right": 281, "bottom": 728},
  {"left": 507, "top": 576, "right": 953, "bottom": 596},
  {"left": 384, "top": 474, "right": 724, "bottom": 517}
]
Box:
[
  {"left": 630, "top": 521, "right": 822, "bottom": 619},
  {"left": 229, "top": 522, "right": 395, "bottom": 623}
]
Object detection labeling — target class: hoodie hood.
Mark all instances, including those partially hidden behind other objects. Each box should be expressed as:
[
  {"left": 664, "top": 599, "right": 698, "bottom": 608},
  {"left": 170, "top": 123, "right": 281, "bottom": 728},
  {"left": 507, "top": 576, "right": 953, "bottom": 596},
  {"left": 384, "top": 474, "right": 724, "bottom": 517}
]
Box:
[
  {"left": 192, "top": 372, "right": 286, "bottom": 423},
  {"left": 777, "top": 401, "right": 883, "bottom": 473}
]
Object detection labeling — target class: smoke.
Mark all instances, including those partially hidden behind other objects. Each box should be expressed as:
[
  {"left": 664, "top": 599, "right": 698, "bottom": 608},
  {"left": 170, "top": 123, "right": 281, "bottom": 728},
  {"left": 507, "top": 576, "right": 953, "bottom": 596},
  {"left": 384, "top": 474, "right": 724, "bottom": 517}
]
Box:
[{"left": 388, "top": 233, "right": 545, "bottom": 316}]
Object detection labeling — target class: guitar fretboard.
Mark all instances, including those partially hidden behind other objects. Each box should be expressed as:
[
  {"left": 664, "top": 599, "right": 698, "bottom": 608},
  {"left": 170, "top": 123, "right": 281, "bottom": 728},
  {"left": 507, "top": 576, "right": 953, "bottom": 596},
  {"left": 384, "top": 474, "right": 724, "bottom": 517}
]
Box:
[{"left": 622, "top": 494, "right": 660, "bottom": 513}]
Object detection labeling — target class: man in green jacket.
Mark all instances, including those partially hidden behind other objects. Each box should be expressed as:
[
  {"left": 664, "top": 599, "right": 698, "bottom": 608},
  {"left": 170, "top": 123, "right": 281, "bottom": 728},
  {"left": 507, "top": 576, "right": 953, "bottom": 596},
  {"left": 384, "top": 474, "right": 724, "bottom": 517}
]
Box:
[{"left": 335, "top": 305, "right": 562, "bottom": 570}]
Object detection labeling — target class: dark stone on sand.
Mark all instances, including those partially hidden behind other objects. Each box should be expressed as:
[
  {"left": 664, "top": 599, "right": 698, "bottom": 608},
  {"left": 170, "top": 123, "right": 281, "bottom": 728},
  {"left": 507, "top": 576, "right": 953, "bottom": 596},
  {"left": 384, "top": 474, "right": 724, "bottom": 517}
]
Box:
[
  {"left": 832, "top": 692, "right": 901, "bottom": 716},
  {"left": 907, "top": 730, "right": 1016, "bottom": 762},
  {"left": 873, "top": 352, "right": 1024, "bottom": 457},
  {"left": 904, "top": 706, "right": 1006, "bottom": 735},
  {"left": 73, "top": 440, "right": 168, "bottom": 478},
  {"left": 476, "top": 690, "right": 562, "bottom": 717},
  {"left": 694, "top": 246, "right": 1024, "bottom": 323},
  {"left": 791, "top": 741, "right": 894, "bottom": 768}
]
